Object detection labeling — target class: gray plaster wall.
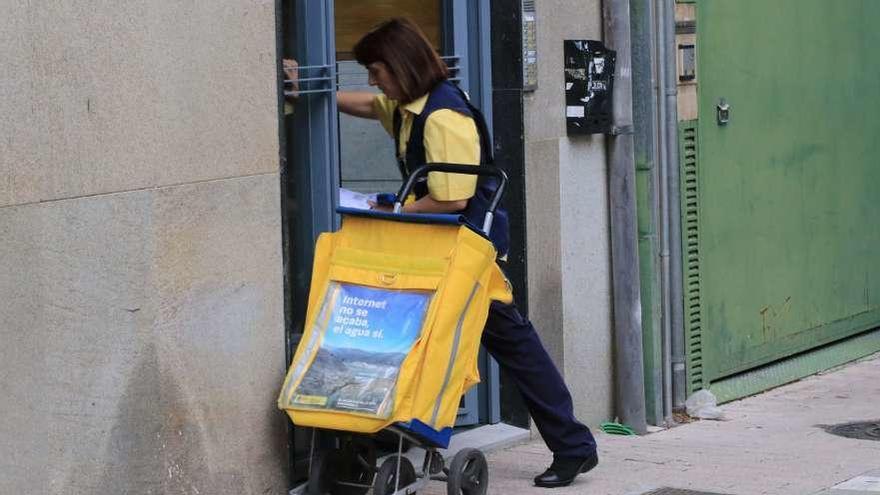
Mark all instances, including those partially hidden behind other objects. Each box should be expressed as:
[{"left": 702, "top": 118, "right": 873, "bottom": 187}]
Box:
[
  {"left": 1, "top": 2, "right": 287, "bottom": 494},
  {"left": 523, "top": 0, "right": 614, "bottom": 427}
]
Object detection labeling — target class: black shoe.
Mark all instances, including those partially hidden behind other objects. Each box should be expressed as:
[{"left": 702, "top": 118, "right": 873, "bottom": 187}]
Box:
[{"left": 533, "top": 452, "right": 599, "bottom": 488}]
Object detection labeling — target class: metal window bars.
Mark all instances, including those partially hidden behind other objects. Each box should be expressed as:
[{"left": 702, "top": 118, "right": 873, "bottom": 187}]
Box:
[
  {"left": 284, "top": 56, "right": 462, "bottom": 97},
  {"left": 284, "top": 63, "right": 335, "bottom": 97}
]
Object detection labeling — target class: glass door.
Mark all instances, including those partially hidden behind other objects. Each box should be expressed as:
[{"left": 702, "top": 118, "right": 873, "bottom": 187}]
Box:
[
  {"left": 333, "top": 0, "right": 488, "bottom": 428},
  {"left": 335, "top": 0, "right": 458, "bottom": 194}
]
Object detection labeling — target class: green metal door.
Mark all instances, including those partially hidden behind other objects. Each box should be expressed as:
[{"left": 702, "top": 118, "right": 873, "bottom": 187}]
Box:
[{"left": 691, "top": 0, "right": 880, "bottom": 388}]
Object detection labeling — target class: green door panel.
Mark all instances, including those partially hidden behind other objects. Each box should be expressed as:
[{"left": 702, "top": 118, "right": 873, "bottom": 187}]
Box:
[{"left": 696, "top": 0, "right": 880, "bottom": 380}]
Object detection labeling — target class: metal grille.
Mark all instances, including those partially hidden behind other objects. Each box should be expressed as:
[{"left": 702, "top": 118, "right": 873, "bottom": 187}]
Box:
[
  {"left": 334, "top": 56, "right": 462, "bottom": 89},
  {"left": 641, "top": 489, "right": 734, "bottom": 495},
  {"left": 443, "top": 55, "right": 463, "bottom": 83},
  {"left": 822, "top": 420, "right": 880, "bottom": 441},
  {"left": 679, "top": 120, "right": 704, "bottom": 395},
  {"left": 286, "top": 56, "right": 461, "bottom": 96},
  {"left": 284, "top": 63, "right": 335, "bottom": 97}
]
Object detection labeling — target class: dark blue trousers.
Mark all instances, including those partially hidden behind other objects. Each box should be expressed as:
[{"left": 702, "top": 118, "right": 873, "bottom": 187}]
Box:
[{"left": 481, "top": 300, "right": 597, "bottom": 459}]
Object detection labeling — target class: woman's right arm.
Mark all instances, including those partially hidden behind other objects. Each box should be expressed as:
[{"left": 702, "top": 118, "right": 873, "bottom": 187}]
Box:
[{"left": 337, "top": 91, "right": 378, "bottom": 119}]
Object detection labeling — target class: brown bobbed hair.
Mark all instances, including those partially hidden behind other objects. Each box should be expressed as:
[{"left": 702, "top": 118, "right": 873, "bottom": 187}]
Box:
[{"left": 353, "top": 17, "right": 449, "bottom": 103}]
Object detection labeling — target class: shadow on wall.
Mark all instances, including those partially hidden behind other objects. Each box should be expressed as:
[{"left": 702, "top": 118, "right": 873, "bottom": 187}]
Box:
[{"left": 84, "top": 343, "right": 289, "bottom": 493}]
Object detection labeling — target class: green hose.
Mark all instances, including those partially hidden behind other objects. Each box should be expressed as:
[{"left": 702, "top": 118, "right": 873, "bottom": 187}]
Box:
[{"left": 600, "top": 421, "right": 636, "bottom": 435}]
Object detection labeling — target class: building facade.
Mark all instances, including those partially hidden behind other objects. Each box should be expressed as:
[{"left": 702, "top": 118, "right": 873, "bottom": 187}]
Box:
[{"left": 5, "top": 0, "right": 877, "bottom": 493}]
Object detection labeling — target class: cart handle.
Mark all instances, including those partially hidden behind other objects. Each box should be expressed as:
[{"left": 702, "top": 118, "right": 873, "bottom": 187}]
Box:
[{"left": 394, "top": 163, "right": 508, "bottom": 236}]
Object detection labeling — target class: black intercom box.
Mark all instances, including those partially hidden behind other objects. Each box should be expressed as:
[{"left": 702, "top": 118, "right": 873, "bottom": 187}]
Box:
[{"left": 564, "top": 40, "right": 616, "bottom": 135}]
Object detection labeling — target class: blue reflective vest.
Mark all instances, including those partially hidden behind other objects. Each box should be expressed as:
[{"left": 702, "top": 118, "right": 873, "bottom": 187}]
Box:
[{"left": 392, "top": 81, "right": 510, "bottom": 257}]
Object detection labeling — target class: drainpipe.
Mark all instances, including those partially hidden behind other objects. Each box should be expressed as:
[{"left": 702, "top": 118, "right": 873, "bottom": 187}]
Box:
[
  {"left": 629, "top": 0, "right": 662, "bottom": 425},
  {"left": 655, "top": 0, "right": 674, "bottom": 425},
  {"left": 603, "top": 0, "right": 648, "bottom": 435},
  {"left": 655, "top": 0, "right": 686, "bottom": 412},
  {"left": 662, "top": 0, "right": 687, "bottom": 411}
]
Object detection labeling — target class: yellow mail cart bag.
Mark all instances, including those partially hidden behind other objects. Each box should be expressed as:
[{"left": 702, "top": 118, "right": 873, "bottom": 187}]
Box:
[{"left": 277, "top": 210, "right": 512, "bottom": 441}]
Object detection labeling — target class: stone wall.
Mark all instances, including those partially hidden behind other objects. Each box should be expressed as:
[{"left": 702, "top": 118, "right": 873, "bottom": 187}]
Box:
[
  {"left": 523, "top": 0, "right": 614, "bottom": 426},
  {"left": 0, "top": 1, "right": 288, "bottom": 493}
]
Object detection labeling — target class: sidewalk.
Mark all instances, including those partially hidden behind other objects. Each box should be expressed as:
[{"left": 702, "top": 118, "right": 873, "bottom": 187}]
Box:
[{"left": 428, "top": 353, "right": 880, "bottom": 495}]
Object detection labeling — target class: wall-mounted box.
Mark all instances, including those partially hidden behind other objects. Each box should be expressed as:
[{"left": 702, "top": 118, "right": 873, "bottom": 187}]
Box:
[{"left": 564, "top": 40, "right": 615, "bottom": 135}]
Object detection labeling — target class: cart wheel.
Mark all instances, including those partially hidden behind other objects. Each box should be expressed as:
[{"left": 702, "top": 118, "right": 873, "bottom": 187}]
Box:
[
  {"left": 446, "top": 448, "right": 488, "bottom": 495},
  {"left": 373, "top": 455, "right": 417, "bottom": 495},
  {"left": 308, "top": 449, "right": 340, "bottom": 495}
]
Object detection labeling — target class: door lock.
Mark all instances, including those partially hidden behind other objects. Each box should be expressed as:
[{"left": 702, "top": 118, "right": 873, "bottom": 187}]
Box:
[{"left": 716, "top": 98, "right": 730, "bottom": 125}]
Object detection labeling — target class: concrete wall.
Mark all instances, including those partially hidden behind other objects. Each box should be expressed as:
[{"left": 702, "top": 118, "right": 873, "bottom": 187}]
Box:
[
  {"left": 0, "top": 2, "right": 288, "bottom": 494},
  {"left": 523, "top": 0, "right": 614, "bottom": 426}
]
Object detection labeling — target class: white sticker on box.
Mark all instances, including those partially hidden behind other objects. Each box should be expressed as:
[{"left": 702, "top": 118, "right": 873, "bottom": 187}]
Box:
[{"left": 566, "top": 106, "right": 584, "bottom": 118}]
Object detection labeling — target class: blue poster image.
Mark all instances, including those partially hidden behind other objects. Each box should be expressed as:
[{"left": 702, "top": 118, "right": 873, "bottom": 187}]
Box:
[{"left": 292, "top": 282, "right": 432, "bottom": 417}]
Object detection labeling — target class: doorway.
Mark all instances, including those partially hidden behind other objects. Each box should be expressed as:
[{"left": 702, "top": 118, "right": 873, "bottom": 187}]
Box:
[{"left": 280, "top": 0, "right": 497, "bottom": 484}]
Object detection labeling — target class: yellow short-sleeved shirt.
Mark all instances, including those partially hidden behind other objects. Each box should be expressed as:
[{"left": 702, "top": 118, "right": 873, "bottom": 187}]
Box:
[{"left": 373, "top": 92, "right": 480, "bottom": 202}]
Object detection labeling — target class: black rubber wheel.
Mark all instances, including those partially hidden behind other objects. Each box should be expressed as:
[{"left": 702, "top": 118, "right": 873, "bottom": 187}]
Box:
[
  {"left": 308, "top": 449, "right": 341, "bottom": 495},
  {"left": 372, "top": 455, "right": 417, "bottom": 495},
  {"left": 446, "top": 448, "right": 488, "bottom": 495}
]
